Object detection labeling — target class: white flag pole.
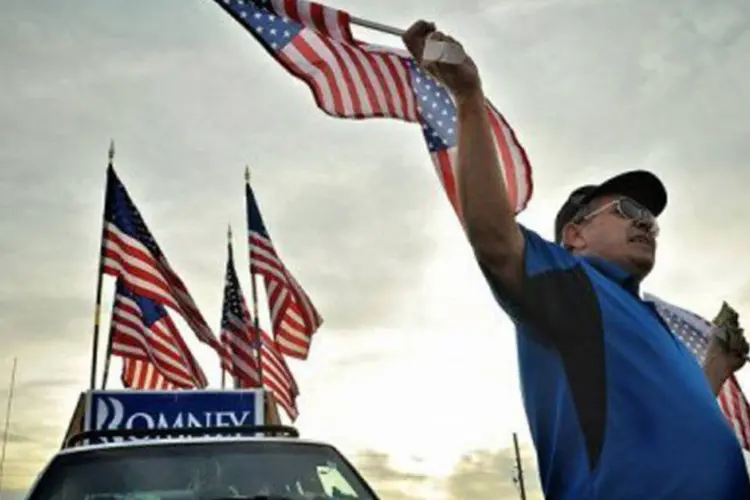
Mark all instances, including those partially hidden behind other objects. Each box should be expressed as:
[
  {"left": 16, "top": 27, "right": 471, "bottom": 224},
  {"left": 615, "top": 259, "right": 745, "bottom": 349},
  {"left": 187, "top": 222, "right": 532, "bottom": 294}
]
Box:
[
  {"left": 349, "top": 16, "right": 466, "bottom": 65},
  {"left": 350, "top": 16, "right": 404, "bottom": 36}
]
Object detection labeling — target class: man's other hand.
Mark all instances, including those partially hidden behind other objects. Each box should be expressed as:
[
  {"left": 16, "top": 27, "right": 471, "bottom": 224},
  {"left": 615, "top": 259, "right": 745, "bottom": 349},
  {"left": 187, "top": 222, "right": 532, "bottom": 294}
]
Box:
[{"left": 705, "top": 302, "right": 749, "bottom": 386}]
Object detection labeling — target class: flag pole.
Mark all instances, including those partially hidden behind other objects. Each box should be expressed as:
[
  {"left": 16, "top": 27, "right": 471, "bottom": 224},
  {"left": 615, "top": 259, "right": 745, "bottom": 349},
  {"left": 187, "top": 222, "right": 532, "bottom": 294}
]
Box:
[
  {"left": 349, "top": 16, "right": 404, "bottom": 36},
  {"left": 90, "top": 141, "right": 115, "bottom": 390},
  {"left": 221, "top": 225, "right": 233, "bottom": 390},
  {"left": 245, "top": 167, "right": 264, "bottom": 389},
  {"left": 100, "top": 297, "right": 118, "bottom": 389},
  {"left": 0, "top": 358, "right": 18, "bottom": 500},
  {"left": 349, "top": 16, "right": 466, "bottom": 64}
]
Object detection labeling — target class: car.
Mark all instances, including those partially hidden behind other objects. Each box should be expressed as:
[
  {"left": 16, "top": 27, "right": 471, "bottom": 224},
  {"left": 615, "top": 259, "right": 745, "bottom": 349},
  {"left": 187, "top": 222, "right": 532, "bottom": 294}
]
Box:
[
  {"left": 25, "top": 425, "right": 380, "bottom": 500},
  {"left": 25, "top": 389, "right": 380, "bottom": 500}
]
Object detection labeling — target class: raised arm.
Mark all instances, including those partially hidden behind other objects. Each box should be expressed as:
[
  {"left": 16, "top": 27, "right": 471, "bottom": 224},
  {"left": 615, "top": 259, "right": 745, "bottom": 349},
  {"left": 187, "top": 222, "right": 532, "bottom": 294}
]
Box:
[{"left": 402, "top": 21, "right": 525, "bottom": 295}]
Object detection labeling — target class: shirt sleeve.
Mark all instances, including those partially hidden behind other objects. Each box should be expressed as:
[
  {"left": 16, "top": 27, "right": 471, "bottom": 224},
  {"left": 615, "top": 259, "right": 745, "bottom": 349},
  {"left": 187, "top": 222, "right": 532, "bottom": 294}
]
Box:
[{"left": 479, "top": 225, "right": 602, "bottom": 344}]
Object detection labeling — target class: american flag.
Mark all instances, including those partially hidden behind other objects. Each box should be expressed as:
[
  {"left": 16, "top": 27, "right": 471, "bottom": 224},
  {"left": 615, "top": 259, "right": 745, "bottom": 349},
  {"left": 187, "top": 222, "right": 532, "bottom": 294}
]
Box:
[
  {"left": 256, "top": 327, "right": 300, "bottom": 421},
  {"left": 122, "top": 358, "right": 176, "bottom": 390},
  {"left": 221, "top": 237, "right": 299, "bottom": 420},
  {"left": 110, "top": 279, "right": 208, "bottom": 389},
  {"left": 220, "top": 236, "right": 262, "bottom": 388},
  {"left": 101, "top": 165, "right": 223, "bottom": 354},
  {"left": 213, "top": 0, "right": 534, "bottom": 218},
  {"left": 646, "top": 293, "right": 750, "bottom": 450},
  {"left": 246, "top": 180, "right": 322, "bottom": 360}
]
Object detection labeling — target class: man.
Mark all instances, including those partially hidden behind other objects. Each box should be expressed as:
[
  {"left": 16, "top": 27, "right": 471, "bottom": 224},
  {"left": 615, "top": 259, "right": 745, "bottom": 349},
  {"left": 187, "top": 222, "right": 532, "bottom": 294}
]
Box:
[{"left": 401, "top": 20, "right": 750, "bottom": 499}]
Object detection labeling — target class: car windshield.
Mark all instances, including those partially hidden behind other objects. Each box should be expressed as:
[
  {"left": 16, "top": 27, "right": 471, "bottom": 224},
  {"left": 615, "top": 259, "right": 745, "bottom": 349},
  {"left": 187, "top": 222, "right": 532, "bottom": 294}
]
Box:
[{"left": 28, "top": 440, "right": 377, "bottom": 500}]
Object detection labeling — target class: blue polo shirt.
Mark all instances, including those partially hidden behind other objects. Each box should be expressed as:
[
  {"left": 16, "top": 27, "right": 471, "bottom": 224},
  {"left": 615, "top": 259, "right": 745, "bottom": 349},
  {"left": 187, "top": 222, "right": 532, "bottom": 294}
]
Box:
[{"left": 482, "top": 226, "right": 750, "bottom": 499}]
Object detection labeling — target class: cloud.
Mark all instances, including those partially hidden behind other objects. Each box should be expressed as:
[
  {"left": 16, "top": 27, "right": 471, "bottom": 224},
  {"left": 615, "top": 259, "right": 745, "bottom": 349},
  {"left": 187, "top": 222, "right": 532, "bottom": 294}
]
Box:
[
  {"left": 354, "top": 450, "right": 430, "bottom": 500},
  {"left": 353, "top": 445, "right": 543, "bottom": 500},
  {"left": 0, "top": 432, "right": 33, "bottom": 445},
  {"left": 0, "top": 297, "right": 94, "bottom": 351},
  {"left": 457, "top": 0, "right": 750, "bottom": 183},
  {"left": 446, "top": 448, "right": 542, "bottom": 500},
  {"left": 261, "top": 147, "right": 442, "bottom": 331}
]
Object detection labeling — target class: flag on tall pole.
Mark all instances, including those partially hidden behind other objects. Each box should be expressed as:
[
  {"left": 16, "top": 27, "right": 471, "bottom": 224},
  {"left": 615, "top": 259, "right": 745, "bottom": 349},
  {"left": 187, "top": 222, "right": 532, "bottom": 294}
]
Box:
[
  {"left": 213, "top": 0, "right": 534, "bottom": 219},
  {"left": 245, "top": 169, "right": 322, "bottom": 359},
  {"left": 109, "top": 279, "right": 208, "bottom": 389},
  {"left": 222, "top": 221, "right": 299, "bottom": 420},
  {"left": 646, "top": 293, "right": 750, "bottom": 450},
  {"left": 100, "top": 165, "right": 223, "bottom": 356},
  {"left": 220, "top": 227, "right": 262, "bottom": 389}
]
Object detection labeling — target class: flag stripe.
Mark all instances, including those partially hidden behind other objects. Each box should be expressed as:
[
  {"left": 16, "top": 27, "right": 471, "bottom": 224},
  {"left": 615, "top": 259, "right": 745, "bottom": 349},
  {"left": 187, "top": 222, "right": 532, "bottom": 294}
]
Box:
[
  {"left": 122, "top": 358, "right": 176, "bottom": 390},
  {"left": 109, "top": 280, "right": 207, "bottom": 389}
]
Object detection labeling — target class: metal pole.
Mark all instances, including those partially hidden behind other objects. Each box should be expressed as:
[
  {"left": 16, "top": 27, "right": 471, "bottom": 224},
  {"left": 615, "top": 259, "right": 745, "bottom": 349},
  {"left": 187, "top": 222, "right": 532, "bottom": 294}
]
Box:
[
  {"left": 0, "top": 358, "right": 19, "bottom": 500},
  {"left": 513, "top": 432, "right": 527, "bottom": 500},
  {"left": 350, "top": 16, "right": 404, "bottom": 36},
  {"left": 90, "top": 141, "right": 115, "bottom": 389},
  {"left": 100, "top": 297, "right": 118, "bottom": 390},
  {"left": 222, "top": 225, "right": 232, "bottom": 391},
  {"left": 349, "top": 16, "right": 465, "bottom": 65},
  {"left": 245, "top": 167, "right": 264, "bottom": 389}
]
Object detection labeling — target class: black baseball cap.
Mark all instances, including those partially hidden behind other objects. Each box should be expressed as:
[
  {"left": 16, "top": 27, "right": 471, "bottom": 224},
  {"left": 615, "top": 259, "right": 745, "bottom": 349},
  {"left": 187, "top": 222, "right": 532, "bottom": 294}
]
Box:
[{"left": 554, "top": 170, "right": 668, "bottom": 243}]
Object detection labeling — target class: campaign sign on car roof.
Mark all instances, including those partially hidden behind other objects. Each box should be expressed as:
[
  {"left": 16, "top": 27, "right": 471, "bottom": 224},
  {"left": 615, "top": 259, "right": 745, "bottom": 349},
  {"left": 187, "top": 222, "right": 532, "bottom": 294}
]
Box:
[{"left": 84, "top": 389, "right": 264, "bottom": 442}]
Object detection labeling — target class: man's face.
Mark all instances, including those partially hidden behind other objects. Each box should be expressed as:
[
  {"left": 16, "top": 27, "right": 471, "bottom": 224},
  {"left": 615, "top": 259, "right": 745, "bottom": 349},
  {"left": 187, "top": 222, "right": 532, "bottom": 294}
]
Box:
[{"left": 563, "top": 194, "right": 658, "bottom": 279}]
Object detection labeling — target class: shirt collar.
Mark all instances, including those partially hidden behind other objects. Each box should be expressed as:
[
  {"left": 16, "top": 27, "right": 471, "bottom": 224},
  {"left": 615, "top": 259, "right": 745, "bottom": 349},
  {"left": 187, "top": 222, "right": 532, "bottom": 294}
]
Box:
[{"left": 584, "top": 256, "right": 641, "bottom": 295}]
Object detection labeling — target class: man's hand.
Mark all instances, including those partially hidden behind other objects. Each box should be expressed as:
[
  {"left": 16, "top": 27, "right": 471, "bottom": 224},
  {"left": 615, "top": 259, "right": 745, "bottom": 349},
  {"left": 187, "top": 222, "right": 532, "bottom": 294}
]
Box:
[
  {"left": 401, "top": 20, "right": 481, "bottom": 102},
  {"left": 703, "top": 302, "right": 749, "bottom": 395}
]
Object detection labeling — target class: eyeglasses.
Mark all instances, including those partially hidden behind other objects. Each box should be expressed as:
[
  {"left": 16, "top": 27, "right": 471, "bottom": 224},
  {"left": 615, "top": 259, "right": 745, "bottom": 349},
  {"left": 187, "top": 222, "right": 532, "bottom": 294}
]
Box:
[{"left": 574, "top": 197, "right": 659, "bottom": 235}]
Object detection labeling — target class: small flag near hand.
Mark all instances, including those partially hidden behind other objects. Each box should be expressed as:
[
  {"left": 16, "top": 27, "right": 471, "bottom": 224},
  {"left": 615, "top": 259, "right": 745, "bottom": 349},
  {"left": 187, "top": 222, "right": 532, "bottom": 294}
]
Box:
[
  {"left": 213, "top": 0, "right": 533, "bottom": 219},
  {"left": 646, "top": 293, "right": 750, "bottom": 450}
]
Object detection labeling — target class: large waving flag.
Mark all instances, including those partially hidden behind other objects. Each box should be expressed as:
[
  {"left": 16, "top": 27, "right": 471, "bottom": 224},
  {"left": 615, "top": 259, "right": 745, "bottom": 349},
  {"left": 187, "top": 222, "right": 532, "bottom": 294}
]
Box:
[
  {"left": 110, "top": 279, "right": 208, "bottom": 389},
  {"left": 646, "top": 293, "right": 750, "bottom": 450},
  {"left": 101, "top": 165, "right": 222, "bottom": 354},
  {"left": 246, "top": 178, "right": 322, "bottom": 360},
  {"left": 213, "top": 0, "right": 533, "bottom": 218}
]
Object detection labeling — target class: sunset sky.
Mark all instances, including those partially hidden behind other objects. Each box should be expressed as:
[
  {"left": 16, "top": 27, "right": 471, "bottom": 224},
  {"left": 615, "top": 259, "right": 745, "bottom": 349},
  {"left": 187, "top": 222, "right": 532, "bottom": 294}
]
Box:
[{"left": 3, "top": 0, "right": 750, "bottom": 499}]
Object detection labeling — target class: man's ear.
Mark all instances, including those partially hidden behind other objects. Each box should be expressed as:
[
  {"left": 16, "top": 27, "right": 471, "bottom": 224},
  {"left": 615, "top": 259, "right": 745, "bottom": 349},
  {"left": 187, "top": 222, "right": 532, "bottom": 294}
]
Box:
[{"left": 562, "top": 223, "right": 585, "bottom": 251}]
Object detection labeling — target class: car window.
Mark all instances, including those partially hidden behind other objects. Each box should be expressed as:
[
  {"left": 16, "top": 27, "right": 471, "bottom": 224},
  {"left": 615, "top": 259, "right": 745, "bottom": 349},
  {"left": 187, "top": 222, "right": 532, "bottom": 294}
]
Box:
[
  {"left": 29, "top": 441, "right": 376, "bottom": 500},
  {"left": 316, "top": 465, "right": 360, "bottom": 498}
]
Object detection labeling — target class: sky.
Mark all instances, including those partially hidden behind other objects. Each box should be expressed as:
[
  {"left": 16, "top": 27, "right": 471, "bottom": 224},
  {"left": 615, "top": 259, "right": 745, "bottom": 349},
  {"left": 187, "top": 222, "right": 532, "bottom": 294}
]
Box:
[{"left": 2, "top": 0, "right": 750, "bottom": 498}]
